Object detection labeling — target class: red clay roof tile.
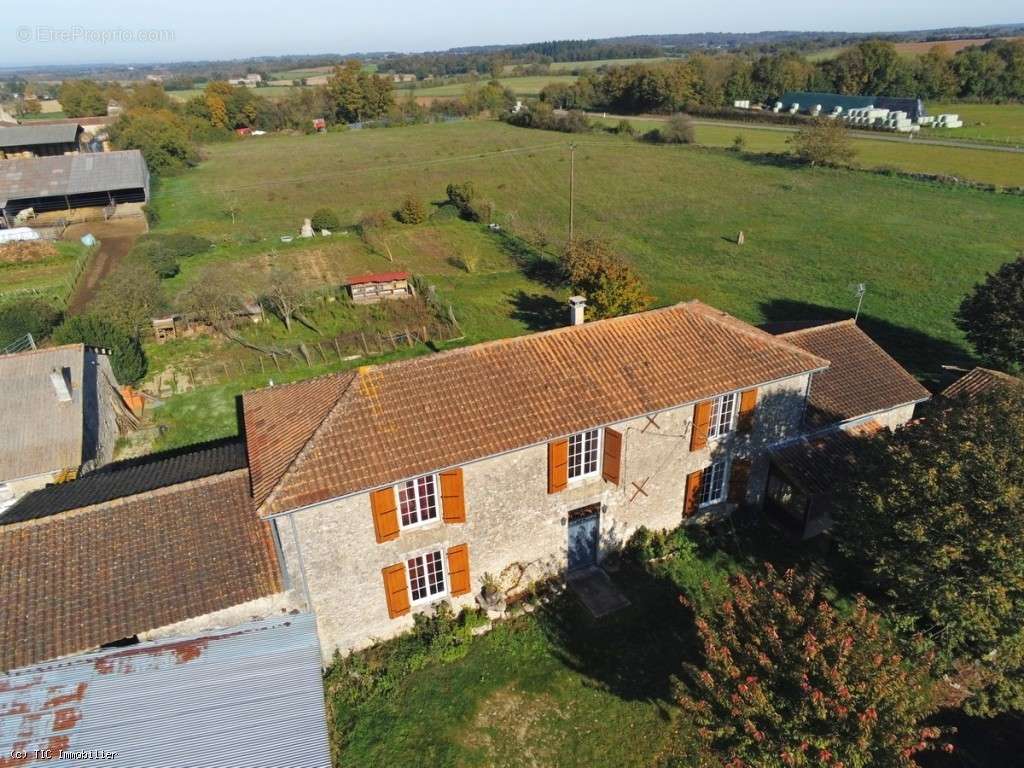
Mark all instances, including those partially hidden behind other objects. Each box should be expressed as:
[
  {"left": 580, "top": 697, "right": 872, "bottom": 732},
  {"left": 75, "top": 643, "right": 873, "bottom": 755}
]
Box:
[{"left": 245, "top": 301, "right": 829, "bottom": 515}]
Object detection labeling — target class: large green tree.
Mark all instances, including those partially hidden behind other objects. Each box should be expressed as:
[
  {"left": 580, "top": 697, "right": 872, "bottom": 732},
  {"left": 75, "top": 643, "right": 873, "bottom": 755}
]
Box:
[
  {"left": 833, "top": 386, "right": 1024, "bottom": 715},
  {"left": 678, "top": 565, "right": 941, "bottom": 768},
  {"left": 58, "top": 79, "right": 108, "bottom": 117},
  {"left": 53, "top": 315, "right": 148, "bottom": 384},
  {"left": 956, "top": 255, "right": 1024, "bottom": 372},
  {"left": 108, "top": 107, "right": 198, "bottom": 174}
]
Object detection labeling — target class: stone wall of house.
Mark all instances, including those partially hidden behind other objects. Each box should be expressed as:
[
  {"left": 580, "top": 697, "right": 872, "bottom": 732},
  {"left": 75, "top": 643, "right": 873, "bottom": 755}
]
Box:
[{"left": 280, "top": 373, "right": 812, "bottom": 659}]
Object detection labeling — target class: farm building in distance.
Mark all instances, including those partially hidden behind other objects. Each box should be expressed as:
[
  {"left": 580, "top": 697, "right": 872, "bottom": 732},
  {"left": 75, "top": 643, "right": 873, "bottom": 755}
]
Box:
[
  {"left": 779, "top": 91, "right": 927, "bottom": 121},
  {"left": 0, "top": 122, "right": 84, "bottom": 158},
  {"left": 345, "top": 271, "right": 415, "bottom": 303},
  {"left": 0, "top": 149, "right": 149, "bottom": 226}
]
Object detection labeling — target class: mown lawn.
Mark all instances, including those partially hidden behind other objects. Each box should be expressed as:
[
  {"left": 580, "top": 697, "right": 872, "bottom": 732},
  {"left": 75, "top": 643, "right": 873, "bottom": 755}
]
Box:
[{"left": 328, "top": 530, "right": 744, "bottom": 768}]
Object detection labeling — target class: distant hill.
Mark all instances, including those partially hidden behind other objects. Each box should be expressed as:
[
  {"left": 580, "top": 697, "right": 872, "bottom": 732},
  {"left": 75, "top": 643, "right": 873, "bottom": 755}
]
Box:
[{"left": 2, "top": 23, "right": 1022, "bottom": 81}]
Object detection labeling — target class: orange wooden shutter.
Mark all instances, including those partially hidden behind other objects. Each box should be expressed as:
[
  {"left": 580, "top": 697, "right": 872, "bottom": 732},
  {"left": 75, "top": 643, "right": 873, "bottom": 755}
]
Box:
[
  {"left": 547, "top": 439, "right": 569, "bottom": 494},
  {"left": 382, "top": 562, "right": 410, "bottom": 618},
  {"left": 602, "top": 428, "right": 623, "bottom": 485},
  {"left": 447, "top": 544, "right": 471, "bottom": 597},
  {"left": 728, "top": 459, "right": 751, "bottom": 504},
  {"left": 440, "top": 468, "right": 466, "bottom": 523},
  {"left": 371, "top": 487, "right": 400, "bottom": 543},
  {"left": 690, "top": 401, "right": 712, "bottom": 451},
  {"left": 737, "top": 388, "right": 759, "bottom": 433},
  {"left": 684, "top": 469, "right": 703, "bottom": 517}
]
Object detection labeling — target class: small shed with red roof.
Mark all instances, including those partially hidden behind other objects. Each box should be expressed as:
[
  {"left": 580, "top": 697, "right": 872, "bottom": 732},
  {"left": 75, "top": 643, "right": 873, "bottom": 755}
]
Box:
[{"left": 345, "top": 271, "right": 414, "bottom": 304}]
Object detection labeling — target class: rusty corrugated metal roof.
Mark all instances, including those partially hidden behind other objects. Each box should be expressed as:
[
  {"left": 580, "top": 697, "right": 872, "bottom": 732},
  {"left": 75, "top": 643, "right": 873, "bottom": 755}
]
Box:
[{"left": 0, "top": 613, "right": 331, "bottom": 768}]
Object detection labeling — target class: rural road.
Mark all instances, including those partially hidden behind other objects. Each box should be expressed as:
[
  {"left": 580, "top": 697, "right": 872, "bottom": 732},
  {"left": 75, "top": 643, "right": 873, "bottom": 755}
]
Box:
[
  {"left": 64, "top": 217, "right": 148, "bottom": 316},
  {"left": 590, "top": 113, "right": 1024, "bottom": 154}
]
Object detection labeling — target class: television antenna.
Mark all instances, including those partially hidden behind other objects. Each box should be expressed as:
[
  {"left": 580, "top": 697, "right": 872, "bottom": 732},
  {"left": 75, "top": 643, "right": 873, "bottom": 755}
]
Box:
[{"left": 852, "top": 283, "right": 867, "bottom": 322}]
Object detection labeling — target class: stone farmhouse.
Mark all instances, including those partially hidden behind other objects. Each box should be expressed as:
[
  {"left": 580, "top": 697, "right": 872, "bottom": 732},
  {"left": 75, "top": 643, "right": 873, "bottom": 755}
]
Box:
[{"left": 240, "top": 300, "right": 929, "bottom": 658}]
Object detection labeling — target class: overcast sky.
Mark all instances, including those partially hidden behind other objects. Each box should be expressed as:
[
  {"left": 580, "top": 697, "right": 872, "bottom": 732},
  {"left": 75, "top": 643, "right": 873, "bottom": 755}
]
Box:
[{"left": 4, "top": 0, "right": 1020, "bottom": 67}]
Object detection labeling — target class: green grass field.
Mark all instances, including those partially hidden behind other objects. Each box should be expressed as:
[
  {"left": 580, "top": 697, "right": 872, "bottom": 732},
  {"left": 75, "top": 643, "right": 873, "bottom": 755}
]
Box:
[
  {"left": 925, "top": 102, "right": 1024, "bottom": 146},
  {"left": 168, "top": 84, "right": 303, "bottom": 102},
  {"left": 502, "top": 57, "right": 672, "bottom": 75},
  {"left": 591, "top": 115, "right": 1024, "bottom": 187},
  {"left": 148, "top": 120, "right": 1022, "bottom": 393},
  {"left": 403, "top": 75, "right": 579, "bottom": 98}
]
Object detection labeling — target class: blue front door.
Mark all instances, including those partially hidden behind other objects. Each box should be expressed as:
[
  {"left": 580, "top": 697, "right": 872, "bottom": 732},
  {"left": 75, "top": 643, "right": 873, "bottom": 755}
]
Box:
[{"left": 568, "top": 504, "right": 600, "bottom": 571}]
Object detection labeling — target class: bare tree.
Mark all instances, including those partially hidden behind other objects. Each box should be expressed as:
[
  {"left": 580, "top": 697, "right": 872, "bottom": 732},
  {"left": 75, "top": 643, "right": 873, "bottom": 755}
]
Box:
[{"left": 261, "top": 264, "right": 315, "bottom": 333}]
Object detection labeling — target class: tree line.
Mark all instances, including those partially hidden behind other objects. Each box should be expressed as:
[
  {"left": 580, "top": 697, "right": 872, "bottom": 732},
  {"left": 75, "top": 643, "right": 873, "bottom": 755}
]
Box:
[{"left": 539, "top": 38, "right": 1024, "bottom": 114}]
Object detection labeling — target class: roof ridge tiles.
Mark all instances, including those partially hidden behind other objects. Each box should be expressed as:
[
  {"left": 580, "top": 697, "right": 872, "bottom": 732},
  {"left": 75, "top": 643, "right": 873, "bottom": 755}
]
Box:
[{"left": 776, "top": 318, "right": 857, "bottom": 337}]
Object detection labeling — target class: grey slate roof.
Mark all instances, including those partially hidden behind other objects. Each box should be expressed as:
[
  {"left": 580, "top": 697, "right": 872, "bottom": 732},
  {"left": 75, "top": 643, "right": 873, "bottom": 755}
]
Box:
[
  {"left": 0, "top": 122, "right": 80, "bottom": 149},
  {"left": 0, "top": 150, "right": 148, "bottom": 207},
  {"left": 2, "top": 438, "right": 248, "bottom": 525},
  {"left": 0, "top": 613, "right": 332, "bottom": 768},
  {"left": 0, "top": 344, "right": 87, "bottom": 482}
]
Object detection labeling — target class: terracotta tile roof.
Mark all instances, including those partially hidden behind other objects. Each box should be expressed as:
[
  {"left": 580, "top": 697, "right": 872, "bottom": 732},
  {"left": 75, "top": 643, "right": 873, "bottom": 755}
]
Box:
[
  {"left": 0, "top": 469, "right": 281, "bottom": 670},
  {"left": 244, "top": 374, "right": 353, "bottom": 505},
  {"left": 770, "top": 420, "right": 884, "bottom": 496},
  {"left": 776, "top": 320, "right": 930, "bottom": 428},
  {"left": 941, "top": 367, "right": 1020, "bottom": 400},
  {"left": 244, "top": 301, "right": 829, "bottom": 514}
]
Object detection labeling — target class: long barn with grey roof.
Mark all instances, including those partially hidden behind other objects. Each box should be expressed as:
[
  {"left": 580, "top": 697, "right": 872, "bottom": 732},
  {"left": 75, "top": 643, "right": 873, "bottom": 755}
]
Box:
[
  {"left": 0, "top": 122, "right": 83, "bottom": 157},
  {"left": 0, "top": 149, "right": 149, "bottom": 224}
]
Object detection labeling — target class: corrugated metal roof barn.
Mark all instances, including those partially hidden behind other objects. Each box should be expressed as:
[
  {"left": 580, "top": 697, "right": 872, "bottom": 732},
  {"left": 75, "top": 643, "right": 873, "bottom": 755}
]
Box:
[
  {"left": 0, "top": 150, "right": 149, "bottom": 215},
  {"left": 0, "top": 123, "right": 82, "bottom": 150},
  {"left": 0, "top": 613, "right": 331, "bottom": 768}
]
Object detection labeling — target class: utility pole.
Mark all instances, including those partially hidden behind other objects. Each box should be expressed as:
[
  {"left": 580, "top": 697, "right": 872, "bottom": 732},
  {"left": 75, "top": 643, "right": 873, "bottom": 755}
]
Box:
[{"left": 568, "top": 142, "right": 576, "bottom": 243}]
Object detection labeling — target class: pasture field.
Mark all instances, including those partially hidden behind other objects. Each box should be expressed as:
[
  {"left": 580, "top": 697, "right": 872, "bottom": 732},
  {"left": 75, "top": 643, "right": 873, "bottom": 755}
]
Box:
[
  {"left": 150, "top": 120, "right": 1022, "bottom": 387},
  {"left": 925, "top": 102, "right": 1024, "bottom": 146},
  {"left": 269, "top": 63, "right": 377, "bottom": 80},
  {"left": 502, "top": 57, "right": 672, "bottom": 75},
  {"left": 894, "top": 37, "right": 1021, "bottom": 57},
  {"left": 168, "top": 84, "right": 303, "bottom": 102},
  {"left": 807, "top": 36, "right": 1021, "bottom": 61},
  {"left": 403, "top": 75, "right": 579, "bottom": 98},
  {"left": 590, "top": 115, "right": 1024, "bottom": 187}
]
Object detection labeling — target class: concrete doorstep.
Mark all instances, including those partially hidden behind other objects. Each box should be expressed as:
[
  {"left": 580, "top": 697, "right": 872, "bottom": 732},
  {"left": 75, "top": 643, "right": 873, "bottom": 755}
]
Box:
[{"left": 566, "top": 567, "right": 631, "bottom": 619}]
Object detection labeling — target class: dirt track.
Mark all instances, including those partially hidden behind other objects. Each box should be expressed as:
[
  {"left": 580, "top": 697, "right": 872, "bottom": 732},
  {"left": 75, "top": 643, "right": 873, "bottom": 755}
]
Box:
[{"left": 64, "top": 217, "right": 148, "bottom": 316}]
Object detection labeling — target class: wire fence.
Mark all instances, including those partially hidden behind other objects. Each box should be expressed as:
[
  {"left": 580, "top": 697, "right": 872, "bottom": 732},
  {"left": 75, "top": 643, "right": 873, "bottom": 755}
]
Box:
[{"left": 143, "top": 319, "right": 463, "bottom": 397}]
